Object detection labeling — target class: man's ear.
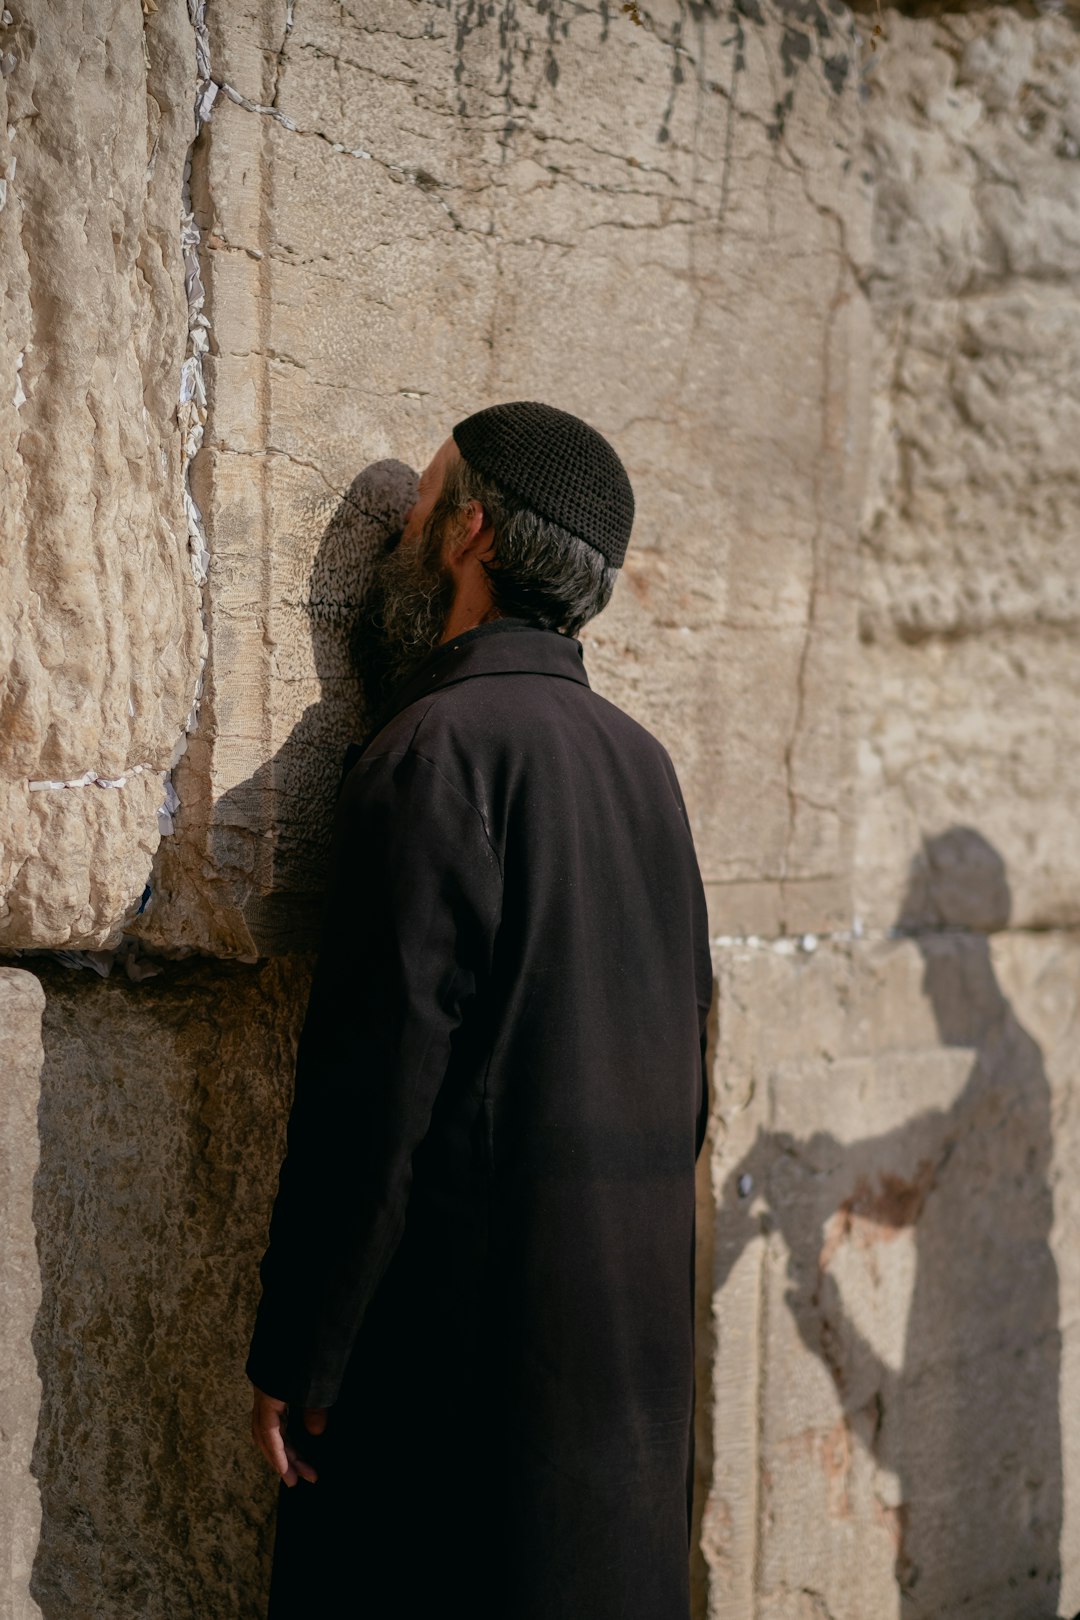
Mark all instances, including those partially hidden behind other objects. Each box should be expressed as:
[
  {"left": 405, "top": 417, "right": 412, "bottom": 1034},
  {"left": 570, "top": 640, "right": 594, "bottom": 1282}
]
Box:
[{"left": 455, "top": 498, "right": 496, "bottom": 563}]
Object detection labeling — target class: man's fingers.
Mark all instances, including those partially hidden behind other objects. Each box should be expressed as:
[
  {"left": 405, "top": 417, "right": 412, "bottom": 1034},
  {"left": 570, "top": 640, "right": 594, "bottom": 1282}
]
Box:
[
  {"left": 261, "top": 1417, "right": 297, "bottom": 1486},
  {"left": 284, "top": 1440, "right": 319, "bottom": 1485},
  {"left": 251, "top": 1389, "right": 299, "bottom": 1487},
  {"left": 303, "top": 1406, "right": 328, "bottom": 1436},
  {"left": 249, "top": 1389, "right": 325, "bottom": 1487}
]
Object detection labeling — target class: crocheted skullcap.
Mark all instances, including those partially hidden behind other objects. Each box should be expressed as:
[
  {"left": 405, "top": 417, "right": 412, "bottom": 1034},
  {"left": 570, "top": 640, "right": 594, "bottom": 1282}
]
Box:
[{"left": 452, "top": 401, "right": 634, "bottom": 567}]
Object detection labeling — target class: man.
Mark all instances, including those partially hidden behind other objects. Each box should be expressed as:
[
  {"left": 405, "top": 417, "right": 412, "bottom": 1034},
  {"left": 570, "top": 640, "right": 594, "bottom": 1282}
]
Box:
[{"left": 247, "top": 401, "right": 713, "bottom": 1618}]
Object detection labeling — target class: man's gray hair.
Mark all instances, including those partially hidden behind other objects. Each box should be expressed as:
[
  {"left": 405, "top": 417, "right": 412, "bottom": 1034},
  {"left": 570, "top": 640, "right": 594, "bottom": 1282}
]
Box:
[{"left": 435, "top": 455, "right": 618, "bottom": 637}]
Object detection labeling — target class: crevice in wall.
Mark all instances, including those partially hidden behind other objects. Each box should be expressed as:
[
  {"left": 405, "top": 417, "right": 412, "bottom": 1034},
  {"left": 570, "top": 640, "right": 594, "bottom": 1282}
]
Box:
[
  {"left": 112, "top": 0, "right": 216, "bottom": 935},
  {"left": 28, "top": 763, "right": 162, "bottom": 792},
  {"left": 709, "top": 919, "right": 1080, "bottom": 953},
  {"left": 271, "top": 0, "right": 294, "bottom": 109},
  {"left": 162, "top": 0, "right": 214, "bottom": 803}
]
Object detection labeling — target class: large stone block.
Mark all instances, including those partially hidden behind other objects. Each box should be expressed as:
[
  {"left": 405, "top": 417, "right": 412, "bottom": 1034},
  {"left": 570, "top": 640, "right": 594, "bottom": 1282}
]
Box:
[
  {"left": 855, "top": 630, "right": 1080, "bottom": 935},
  {"left": 0, "top": 968, "right": 46, "bottom": 1620},
  {"left": 137, "top": 450, "right": 418, "bottom": 956},
  {"left": 27, "top": 957, "right": 310, "bottom": 1620},
  {"left": 0, "top": 2, "right": 204, "bottom": 949},
  {"left": 705, "top": 840, "right": 1077, "bottom": 1617},
  {"left": 134, "top": 0, "right": 870, "bottom": 955},
  {"left": 856, "top": 5, "right": 1080, "bottom": 930}
]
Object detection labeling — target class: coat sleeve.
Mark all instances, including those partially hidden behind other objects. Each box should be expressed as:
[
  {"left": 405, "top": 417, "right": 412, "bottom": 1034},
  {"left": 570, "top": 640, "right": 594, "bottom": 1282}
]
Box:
[{"left": 246, "top": 742, "right": 503, "bottom": 1409}]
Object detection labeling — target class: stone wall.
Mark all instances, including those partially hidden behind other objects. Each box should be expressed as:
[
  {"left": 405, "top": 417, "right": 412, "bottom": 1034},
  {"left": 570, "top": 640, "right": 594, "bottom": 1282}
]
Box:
[
  {"left": 705, "top": 6, "right": 1080, "bottom": 1618},
  {"left": 2, "top": 1, "right": 1080, "bottom": 1618}
]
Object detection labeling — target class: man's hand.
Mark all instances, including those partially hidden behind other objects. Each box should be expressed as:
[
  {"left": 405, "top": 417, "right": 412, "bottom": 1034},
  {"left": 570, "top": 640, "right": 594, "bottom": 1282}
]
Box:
[{"left": 250, "top": 1386, "right": 327, "bottom": 1487}]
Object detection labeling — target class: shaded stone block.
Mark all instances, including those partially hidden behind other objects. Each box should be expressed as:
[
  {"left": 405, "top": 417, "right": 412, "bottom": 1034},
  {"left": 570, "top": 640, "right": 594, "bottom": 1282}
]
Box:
[
  {"left": 706, "top": 907, "right": 1074, "bottom": 1618},
  {"left": 26, "top": 957, "right": 310, "bottom": 1620},
  {"left": 0, "top": 968, "right": 45, "bottom": 1620}
]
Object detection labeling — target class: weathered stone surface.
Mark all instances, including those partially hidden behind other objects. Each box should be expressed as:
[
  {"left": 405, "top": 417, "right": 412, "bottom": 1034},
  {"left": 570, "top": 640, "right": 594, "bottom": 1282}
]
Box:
[
  {"left": 856, "top": 5, "right": 1080, "bottom": 931},
  {"left": 136, "top": 454, "right": 418, "bottom": 956},
  {"left": 0, "top": 968, "right": 45, "bottom": 1620},
  {"left": 0, "top": 2, "right": 204, "bottom": 949},
  {"left": 23, "top": 921, "right": 1080, "bottom": 1620},
  {"left": 856, "top": 630, "right": 1080, "bottom": 936},
  {"left": 26, "top": 956, "right": 310, "bottom": 1620},
  {"left": 133, "top": 0, "right": 869, "bottom": 955},
  {"left": 706, "top": 902, "right": 1076, "bottom": 1618},
  {"left": 6, "top": 2, "right": 1080, "bottom": 1617}
]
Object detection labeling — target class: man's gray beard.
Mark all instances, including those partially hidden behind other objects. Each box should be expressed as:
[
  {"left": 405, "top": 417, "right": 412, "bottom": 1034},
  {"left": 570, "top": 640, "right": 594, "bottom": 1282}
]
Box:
[{"left": 352, "top": 514, "right": 456, "bottom": 713}]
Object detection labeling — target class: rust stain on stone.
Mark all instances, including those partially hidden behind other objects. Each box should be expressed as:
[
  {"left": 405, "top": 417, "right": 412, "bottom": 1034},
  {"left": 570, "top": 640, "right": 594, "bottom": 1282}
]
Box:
[
  {"left": 779, "top": 1417, "right": 853, "bottom": 1520},
  {"left": 821, "top": 1415, "right": 853, "bottom": 1520},
  {"left": 819, "top": 1159, "right": 936, "bottom": 1273}
]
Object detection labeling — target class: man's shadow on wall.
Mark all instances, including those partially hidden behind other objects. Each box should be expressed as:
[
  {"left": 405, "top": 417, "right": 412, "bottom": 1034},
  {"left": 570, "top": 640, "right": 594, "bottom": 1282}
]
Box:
[
  {"left": 209, "top": 458, "right": 418, "bottom": 954},
  {"left": 719, "top": 828, "right": 1064, "bottom": 1618}
]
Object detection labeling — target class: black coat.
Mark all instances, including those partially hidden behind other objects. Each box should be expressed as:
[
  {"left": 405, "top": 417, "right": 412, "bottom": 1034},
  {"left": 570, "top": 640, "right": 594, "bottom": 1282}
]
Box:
[{"left": 248, "top": 620, "right": 712, "bottom": 1619}]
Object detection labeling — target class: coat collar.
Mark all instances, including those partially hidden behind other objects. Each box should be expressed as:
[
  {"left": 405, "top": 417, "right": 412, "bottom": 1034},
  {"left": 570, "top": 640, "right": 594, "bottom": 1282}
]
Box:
[
  {"left": 388, "top": 618, "right": 590, "bottom": 715},
  {"left": 344, "top": 621, "right": 591, "bottom": 776}
]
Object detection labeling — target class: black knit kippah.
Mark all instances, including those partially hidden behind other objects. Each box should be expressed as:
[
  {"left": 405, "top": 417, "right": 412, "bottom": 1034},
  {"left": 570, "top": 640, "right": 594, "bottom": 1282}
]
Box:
[{"left": 451, "top": 401, "right": 634, "bottom": 567}]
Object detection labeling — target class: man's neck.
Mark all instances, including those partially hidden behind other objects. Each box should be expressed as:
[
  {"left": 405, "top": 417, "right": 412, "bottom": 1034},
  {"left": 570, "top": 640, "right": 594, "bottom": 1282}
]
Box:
[{"left": 439, "top": 592, "right": 503, "bottom": 645}]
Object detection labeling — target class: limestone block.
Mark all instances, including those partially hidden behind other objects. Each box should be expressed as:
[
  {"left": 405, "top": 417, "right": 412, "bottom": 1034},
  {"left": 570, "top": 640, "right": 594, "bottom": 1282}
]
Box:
[
  {"left": 0, "top": 968, "right": 46, "bottom": 1620},
  {"left": 27, "top": 956, "right": 311, "bottom": 1620},
  {"left": 136, "top": 453, "right": 418, "bottom": 956},
  {"left": 140, "top": 0, "right": 870, "bottom": 954},
  {"left": 0, "top": 2, "right": 204, "bottom": 949},
  {"left": 856, "top": 632, "right": 1080, "bottom": 935},
  {"left": 706, "top": 898, "right": 1073, "bottom": 1616},
  {"left": 856, "top": 6, "right": 1080, "bottom": 929}
]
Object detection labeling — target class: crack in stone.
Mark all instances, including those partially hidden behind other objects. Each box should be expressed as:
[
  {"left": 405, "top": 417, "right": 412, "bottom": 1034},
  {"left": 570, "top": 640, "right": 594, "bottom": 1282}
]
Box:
[
  {"left": 206, "top": 233, "right": 372, "bottom": 286},
  {"left": 212, "top": 79, "right": 466, "bottom": 230},
  {"left": 224, "top": 345, "right": 304, "bottom": 369},
  {"left": 527, "top": 126, "right": 684, "bottom": 185},
  {"left": 214, "top": 442, "right": 348, "bottom": 503},
  {"left": 297, "top": 39, "right": 422, "bottom": 90},
  {"left": 579, "top": 213, "right": 701, "bottom": 232},
  {"left": 768, "top": 57, "right": 860, "bottom": 931},
  {"left": 796, "top": 1587, "right": 838, "bottom": 1620},
  {"left": 270, "top": 0, "right": 294, "bottom": 110},
  {"left": 667, "top": 3, "right": 741, "bottom": 414},
  {"left": 173, "top": 0, "right": 215, "bottom": 768}
]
